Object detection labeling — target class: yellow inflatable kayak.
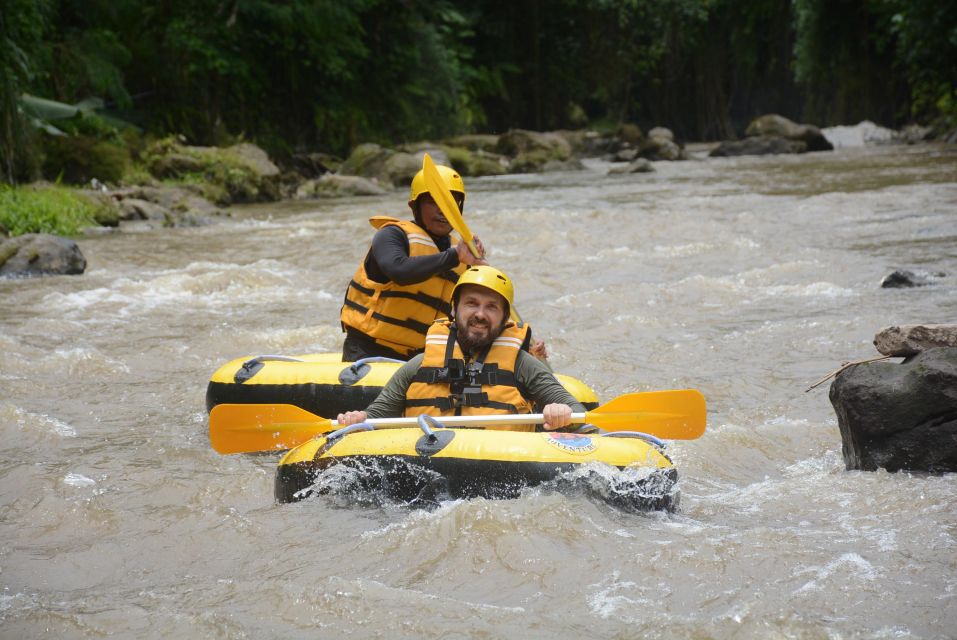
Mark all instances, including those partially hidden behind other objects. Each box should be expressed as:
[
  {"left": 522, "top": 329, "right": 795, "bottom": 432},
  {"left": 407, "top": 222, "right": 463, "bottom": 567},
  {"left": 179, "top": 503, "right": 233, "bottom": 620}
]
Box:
[
  {"left": 274, "top": 418, "right": 679, "bottom": 511},
  {"left": 206, "top": 353, "right": 600, "bottom": 418}
]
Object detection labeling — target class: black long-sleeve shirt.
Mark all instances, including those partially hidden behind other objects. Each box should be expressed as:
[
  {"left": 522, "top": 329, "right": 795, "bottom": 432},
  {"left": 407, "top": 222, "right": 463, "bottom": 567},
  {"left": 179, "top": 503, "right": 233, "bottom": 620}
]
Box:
[{"left": 365, "top": 225, "right": 460, "bottom": 285}]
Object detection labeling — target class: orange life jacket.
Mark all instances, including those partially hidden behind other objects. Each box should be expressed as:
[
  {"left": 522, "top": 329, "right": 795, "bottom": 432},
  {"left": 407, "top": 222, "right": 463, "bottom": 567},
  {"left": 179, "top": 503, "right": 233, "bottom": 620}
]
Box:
[
  {"left": 340, "top": 217, "right": 467, "bottom": 357},
  {"left": 404, "top": 319, "right": 536, "bottom": 430}
]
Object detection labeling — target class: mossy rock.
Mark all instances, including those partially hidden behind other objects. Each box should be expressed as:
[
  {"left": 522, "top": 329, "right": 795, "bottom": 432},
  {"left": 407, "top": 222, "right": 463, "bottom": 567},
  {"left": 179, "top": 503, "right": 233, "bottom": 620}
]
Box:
[
  {"left": 495, "top": 130, "right": 572, "bottom": 160},
  {"left": 338, "top": 143, "right": 394, "bottom": 181},
  {"left": 143, "top": 138, "right": 281, "bottom": 204},
  {"left": 442, "top": 134, "right": 500, "bottom": 152},
  {"left": 509, "top": 149, "right": 556, "bottom": 173},
  {"left": 446, "top": 147, "right": 507, "bottom": 177}
]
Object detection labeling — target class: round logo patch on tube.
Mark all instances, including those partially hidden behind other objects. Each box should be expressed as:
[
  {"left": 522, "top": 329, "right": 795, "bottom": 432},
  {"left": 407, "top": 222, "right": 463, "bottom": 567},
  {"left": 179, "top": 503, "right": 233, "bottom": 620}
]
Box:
[{"left": 545, "top": 432, "right": 597, "bottom": 455}]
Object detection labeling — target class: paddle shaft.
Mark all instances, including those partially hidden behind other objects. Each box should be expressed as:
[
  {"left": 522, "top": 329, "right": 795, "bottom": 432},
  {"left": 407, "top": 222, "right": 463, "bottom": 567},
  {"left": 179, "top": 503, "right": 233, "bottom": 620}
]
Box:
[{"left": 333, "top": 413, "right": 591, "bottom": 429}]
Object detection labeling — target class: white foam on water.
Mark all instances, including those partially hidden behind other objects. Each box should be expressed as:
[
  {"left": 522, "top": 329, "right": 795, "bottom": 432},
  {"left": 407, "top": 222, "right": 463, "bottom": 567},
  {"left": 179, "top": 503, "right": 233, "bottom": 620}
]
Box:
[
  {"left": 653, "top": 241, "right": 712, "bottom": 257},
  {"left": 674, "top": 272, "right": 856, "bottom": 302},
  {"left": 40, "top": 258, "right": 317, "bottom": 319},
  {"left": 64, "top": 473, "right": 96, "bottom": 487},
  {"left": 792, "top": 552, "right": 878, "bottom": 595},
  {"left": 821, "top": 121, "right": 898, "bottom": 148},
  {"left": 2, "top": 404, "right": 77, "bottom": 437},
  {"left": 554, "top": 287, "right": 604, "bottom": 306},
  {"left": 586, "top": 571, "right": 649, "bottom": 619},
  {"left": 584, "top": 246, "right": 638, "bottom": 262},
  {"left": 761, "top": 281, "right": 856, "bottom": 298}
]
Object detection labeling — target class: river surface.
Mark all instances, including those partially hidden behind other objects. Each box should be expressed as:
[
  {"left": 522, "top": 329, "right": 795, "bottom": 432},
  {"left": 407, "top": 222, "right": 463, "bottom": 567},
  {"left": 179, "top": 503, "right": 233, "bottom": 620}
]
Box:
[{"left": 2, "top": 144, "right": 956, "bottom": 638}]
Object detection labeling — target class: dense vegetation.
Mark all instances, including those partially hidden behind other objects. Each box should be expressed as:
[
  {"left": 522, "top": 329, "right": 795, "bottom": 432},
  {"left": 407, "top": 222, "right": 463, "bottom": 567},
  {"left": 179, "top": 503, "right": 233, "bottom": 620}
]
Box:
[{"left": 2, "top": 0, "right": 955, "bottom": 184}]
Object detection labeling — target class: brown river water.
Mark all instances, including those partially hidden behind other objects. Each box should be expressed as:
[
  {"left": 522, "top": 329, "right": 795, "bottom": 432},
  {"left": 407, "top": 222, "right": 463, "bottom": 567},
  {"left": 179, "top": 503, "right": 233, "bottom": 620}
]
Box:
[{"left": 2, "top": 144, "right": 956, "bottom": 638}]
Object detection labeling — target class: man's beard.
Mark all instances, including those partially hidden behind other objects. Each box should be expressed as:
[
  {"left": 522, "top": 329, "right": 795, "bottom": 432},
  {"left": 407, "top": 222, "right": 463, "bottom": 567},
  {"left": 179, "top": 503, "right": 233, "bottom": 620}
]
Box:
[{"left": 456, "top": 317, "right": 506, "bottom": 355}]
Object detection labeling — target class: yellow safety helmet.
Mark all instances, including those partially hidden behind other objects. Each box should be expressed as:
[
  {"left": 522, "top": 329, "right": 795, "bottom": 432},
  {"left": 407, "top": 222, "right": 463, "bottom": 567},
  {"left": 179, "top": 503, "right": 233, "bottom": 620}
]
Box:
[
  {"left": 409, "top": 164, "right": 466, "bottom": 203},
  {"left": 451, "top": 266, "right": 514, "bottom": 310}
]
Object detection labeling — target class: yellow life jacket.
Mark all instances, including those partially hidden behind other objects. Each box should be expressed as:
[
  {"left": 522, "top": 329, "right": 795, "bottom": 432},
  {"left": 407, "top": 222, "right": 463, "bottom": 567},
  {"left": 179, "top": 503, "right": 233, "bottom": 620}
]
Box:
[
  {"left": 404, "top": 319, "right": 536, "bottom": 431},
  {"left": 340, "top": 217, "right": 467, "bottom": 357}
]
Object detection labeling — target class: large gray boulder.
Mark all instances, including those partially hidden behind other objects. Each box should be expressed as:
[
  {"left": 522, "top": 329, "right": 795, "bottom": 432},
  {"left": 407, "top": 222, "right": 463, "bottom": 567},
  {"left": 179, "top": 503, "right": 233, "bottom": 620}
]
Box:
[
  {"left": 710, "top": 114, "right": 834, "bottom": 157},
  {"left": 496, "top": 130, "right": 572, "bottom": 162},
  {"left": 0, "top": 234, "right": 87, "bottom": 277},
  {"left": 745, "top": 114, "right": 833, "bottom": 151},
  {"left": 339, "top": 143, "right": 451, "bottom": 188},
  {"left": 295, "top": 174, "right": 388, "bottom": 198},
  {"left": 829, "top": 348, "right": 957, "bottom": 472},
  {"left": 635, "top": 127, "right": 686, "bottom": 161}
]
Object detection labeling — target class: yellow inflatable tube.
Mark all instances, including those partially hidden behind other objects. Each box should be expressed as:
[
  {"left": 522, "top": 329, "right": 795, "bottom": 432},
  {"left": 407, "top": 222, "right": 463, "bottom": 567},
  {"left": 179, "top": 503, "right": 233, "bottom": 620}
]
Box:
[
  {"left": 206, "top": 353, "right": 599, "bottom": 419},
  {"left": 275, "top": 425, "right": 678, "bottom": 510}
]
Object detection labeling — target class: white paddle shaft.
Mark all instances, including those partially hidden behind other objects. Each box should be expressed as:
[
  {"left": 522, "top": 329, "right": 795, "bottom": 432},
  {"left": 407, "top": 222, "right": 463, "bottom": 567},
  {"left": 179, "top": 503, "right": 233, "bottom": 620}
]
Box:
[{"left": 334, "top": 413, "right": 590, "bottom": 428}]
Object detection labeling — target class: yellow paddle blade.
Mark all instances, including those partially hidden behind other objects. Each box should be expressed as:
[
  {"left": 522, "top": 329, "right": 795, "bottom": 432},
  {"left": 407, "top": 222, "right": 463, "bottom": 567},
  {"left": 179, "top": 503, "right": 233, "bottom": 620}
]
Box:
[
  {"left": 208, "top": 403, "right": 333, "bottom": 454},
  {"left": 422, "top": 153, "right": 479, "bottom": 256},
  {"left": 586, "top": 389, "right": 706, "bottom": 439},
  {"left": 421, "top": 153, "right": 522, "bottom": 323}
]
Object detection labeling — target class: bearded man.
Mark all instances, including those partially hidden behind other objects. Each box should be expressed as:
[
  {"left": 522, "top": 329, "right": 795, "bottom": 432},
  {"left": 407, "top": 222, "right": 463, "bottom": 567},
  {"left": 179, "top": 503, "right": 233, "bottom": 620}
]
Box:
[{"left": 337, "top": 266, "right": 581, "bottom": 431}]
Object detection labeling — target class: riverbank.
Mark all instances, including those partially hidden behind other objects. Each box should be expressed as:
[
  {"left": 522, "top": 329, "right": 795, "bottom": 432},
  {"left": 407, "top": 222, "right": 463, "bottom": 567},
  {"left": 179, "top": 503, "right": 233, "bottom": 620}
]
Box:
[{"left": 2, "top": 117, "right": 953, "bottom": 277}]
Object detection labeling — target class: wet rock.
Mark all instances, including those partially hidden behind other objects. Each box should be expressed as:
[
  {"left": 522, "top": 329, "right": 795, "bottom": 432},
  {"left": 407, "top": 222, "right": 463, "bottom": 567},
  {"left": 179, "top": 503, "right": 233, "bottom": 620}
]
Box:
[
  {"left": 616, "top": 123, "right": 644, "bottom": 146},
  {"left": 117, "top": 197, "right": 171, "bottom": 223},
  {"left": 639, "top": 128, "right": 685, "bottom": 161},
  {"left": 148, "top": 152, "right": 206, "bottom": 178},
  {"left": 441, "top": 134, "right": 500, "bottom": 153},
  {"left": 829, "top": 348, "right": 957, "bottom": 472},
  {"left": 709, "top": 136, "right": 806, "bottom": 157},
  {"left": 445, "top": 147, "right": 508, "bottom": 177},
  {"left": 746, "top": 114, "right": 833, "bottom": 152},
  {"left": 143, "top": 139, "right": 281, "bottom": 204},
  {"left": 495, "top": 129, "right": 572, "bottom": 162},
  {"left": 613, "top": 147, "right": 639, "bottom": 162},
  {"left": 874, "top": 325, "right": 957, "bottom": 357},
  {"left": 881, "top": 268, "right": 946, "bottom": 288},
  {"left": 296, "top": 174, "right": 388, "bottom": 198},
  {"left": 228, "top": 143, "right": 280, "bottom": 178},
  {"left": 0, "top": 233, "right": 86, "bottom": 278},
  {"left": 339, "top": 143, "right": 451, "bottom": 188},
  {"left": 288, "top": 152, "right": 341, "bottom": 178},
  {"left": 578, "top": 131, "right": 620, "bottom": 157},
  {"left": 385, "top": 147, "right": 451, "bottom": 187},
  {"left": 608, "top": 158, "right": 655, "bottom": 174},
  {"left": 107, "top": 185, "right": 226, "bottom": 227}
]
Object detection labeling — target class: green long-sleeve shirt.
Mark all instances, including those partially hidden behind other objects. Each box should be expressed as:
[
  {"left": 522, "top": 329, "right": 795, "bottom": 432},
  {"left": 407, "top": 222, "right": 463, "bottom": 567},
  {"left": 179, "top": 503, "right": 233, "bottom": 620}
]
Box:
[{"left": 364, "top": 351, "right": 586, "bottom": 419}]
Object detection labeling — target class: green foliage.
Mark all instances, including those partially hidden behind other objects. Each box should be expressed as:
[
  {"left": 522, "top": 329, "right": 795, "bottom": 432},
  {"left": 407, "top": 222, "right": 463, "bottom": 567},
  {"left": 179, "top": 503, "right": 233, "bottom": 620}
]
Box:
[
  {"left": 886, "top": 0, "right": 957, "bottom": 124},
  {"left": 0, "top": 184, "right": 106, "bottom": 236},
  {"left": 0, "top": 0, "right": 52, "bottom": 182},
  {"left": 2, "top": 0, "right": 955, "bottom": 182},
  {"left": 41, "top": 133, "right": 129, "bottom": 184}
]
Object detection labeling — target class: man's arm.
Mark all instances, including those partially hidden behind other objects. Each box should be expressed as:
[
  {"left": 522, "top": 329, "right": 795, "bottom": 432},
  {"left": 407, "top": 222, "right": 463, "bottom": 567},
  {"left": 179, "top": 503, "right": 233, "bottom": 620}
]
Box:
[
  {"left": 367, "top": 226, "right": 459, "bottom": 285},
  {"left": 337, "top": 354, "right": 423, "bottom": 423},
  {"left": 515, "top": 351, "right": 586, "bottom": 414}
]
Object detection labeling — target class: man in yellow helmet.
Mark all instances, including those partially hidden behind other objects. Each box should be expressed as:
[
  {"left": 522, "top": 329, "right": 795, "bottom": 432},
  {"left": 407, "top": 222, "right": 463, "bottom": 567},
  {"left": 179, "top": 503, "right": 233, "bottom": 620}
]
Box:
[
  {"left": 338, "top": 266, "right": 581, "bottom": 431},
  {"left": 340, "top": 164, "right": 489, "bottom": 361}
]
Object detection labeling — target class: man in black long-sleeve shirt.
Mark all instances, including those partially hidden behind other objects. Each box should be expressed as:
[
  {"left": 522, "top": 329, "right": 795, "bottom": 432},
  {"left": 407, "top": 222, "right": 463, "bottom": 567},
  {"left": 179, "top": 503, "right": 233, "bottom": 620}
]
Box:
[{"left": 339, "top": 164, "right": 488, "bottom": 361}]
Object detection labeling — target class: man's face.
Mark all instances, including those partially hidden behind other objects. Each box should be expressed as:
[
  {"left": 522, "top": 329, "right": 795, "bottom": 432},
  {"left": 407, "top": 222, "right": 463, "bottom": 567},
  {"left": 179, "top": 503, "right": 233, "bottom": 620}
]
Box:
[
  {"left": 454, "top": 285, "right": 508, "bottom": 354},
  {"left": 410, "top": 193, "right": 463, "bottom": 237}
]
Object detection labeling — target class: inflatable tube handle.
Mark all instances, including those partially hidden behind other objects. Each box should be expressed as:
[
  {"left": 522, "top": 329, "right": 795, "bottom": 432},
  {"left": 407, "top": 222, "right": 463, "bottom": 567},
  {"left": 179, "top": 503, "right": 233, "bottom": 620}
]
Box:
[
  {"left": 339, "top": 356, "right": 405, "bottom": 385},
  {"left": 235, "top": 355, "right": 305, "bottom": 384}
]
